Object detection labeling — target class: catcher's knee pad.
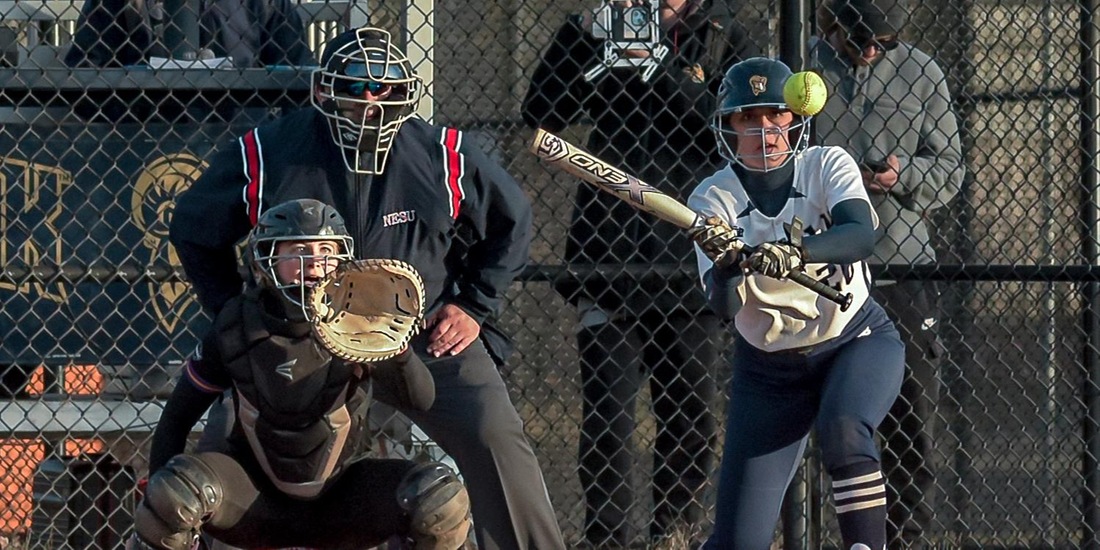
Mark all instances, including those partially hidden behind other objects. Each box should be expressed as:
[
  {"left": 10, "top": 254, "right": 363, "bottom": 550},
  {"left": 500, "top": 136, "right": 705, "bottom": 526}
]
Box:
[
  {"left": 135, "top": 454, "right": 224, "bottom": 550},
  {"left": 396, "top": 462, "right": 471, "bottom": 550}
]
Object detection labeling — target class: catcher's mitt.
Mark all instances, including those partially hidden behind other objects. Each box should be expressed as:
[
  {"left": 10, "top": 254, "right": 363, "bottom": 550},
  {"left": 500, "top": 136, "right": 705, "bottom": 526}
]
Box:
[{"left": 308, "top": 258, "right": 425, "bottom": 362}]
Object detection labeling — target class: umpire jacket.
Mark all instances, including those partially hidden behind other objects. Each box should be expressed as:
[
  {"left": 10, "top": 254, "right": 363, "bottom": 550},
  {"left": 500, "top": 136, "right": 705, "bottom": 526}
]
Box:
[
  {"left": 169, "top": 111, "right": 533, "bottom": 363},
  {"left": 521, "top": 3, "right": 760, "bottom": 315}
]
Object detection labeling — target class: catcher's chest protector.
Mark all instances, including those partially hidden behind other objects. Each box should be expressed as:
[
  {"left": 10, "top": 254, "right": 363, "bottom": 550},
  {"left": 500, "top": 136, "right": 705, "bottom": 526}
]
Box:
[{"left": 216, "top": 296, "right": 370, "bottom": 499}]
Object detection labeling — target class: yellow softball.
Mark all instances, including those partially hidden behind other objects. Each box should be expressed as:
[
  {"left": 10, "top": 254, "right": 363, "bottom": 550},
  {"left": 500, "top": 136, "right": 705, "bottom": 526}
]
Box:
[{"left": 783, "top": 71, "right": 828, "bottom": 116}]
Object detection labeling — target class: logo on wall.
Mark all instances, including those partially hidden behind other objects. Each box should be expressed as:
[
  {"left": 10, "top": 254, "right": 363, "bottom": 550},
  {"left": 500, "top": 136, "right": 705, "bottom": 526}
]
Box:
[
  {"left": 0, "top": 157, "right": 74, "bottom": 303},
  {"left": 131, "top": 153, "right": 208, "bottom": 332}
]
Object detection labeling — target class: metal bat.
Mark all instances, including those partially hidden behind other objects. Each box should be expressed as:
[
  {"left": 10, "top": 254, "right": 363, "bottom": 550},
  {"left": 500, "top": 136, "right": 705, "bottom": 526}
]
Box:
[{"left": 530, "top": 128, "right": 854, "bottom": 311}]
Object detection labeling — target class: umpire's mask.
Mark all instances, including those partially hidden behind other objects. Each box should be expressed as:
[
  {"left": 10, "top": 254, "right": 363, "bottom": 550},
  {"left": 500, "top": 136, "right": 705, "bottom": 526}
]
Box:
[{"left": 312, "top": 27, "right": 423, "bottom": 175}]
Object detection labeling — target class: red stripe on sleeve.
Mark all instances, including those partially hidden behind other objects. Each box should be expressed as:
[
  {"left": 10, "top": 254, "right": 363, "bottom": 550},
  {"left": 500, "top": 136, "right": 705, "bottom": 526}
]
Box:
[
  {"left": 242, "top": 129, "right": 263, "bottom": 226},
  {"left": 443, "top": 128, "right": 464, "bottom": 219}
]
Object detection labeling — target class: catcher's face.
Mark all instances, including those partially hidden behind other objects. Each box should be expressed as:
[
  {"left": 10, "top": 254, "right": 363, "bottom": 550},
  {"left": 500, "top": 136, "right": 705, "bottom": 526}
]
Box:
[{"left": 273, "top": 240, "right": 343, "bottom": 287}]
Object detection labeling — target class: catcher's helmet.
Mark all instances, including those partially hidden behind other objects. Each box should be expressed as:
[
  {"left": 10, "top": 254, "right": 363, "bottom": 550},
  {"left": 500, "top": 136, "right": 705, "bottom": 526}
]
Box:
[
  {"left": 312, "top": 27, "right": 423, "bottom": 175},
  {"left": 248, "top": 199, "right": 354, "bottom": 313},
  {"left": 712, "top": 57, "right": 811, "bottom": 172}
]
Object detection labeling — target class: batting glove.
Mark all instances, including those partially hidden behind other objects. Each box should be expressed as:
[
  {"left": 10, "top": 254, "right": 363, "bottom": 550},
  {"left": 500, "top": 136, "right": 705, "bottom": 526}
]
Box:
[
  {"left": 689, "top": 216, "right": 746, "bottom": 269},
  {"left": 744, "top": 241, "right": 804, "bottom": 279}
]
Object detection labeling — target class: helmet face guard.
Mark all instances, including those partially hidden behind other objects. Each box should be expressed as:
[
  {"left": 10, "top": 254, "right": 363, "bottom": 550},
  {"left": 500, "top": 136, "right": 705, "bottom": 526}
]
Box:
[
  {"left": 312, "top": 28, "right": 423, "bottom": 175},
  {"left": 248, "top": 199, "right": 354, "bottom": 318},
  {"left": 711, "top": 57, "right": 811, "bottom": 172}
]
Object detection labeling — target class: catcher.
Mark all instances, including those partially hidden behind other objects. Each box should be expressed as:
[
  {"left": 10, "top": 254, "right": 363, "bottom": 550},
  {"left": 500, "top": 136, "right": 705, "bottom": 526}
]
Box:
[{"left": 129, "top": 198, "right": 472, "bottom": 550}]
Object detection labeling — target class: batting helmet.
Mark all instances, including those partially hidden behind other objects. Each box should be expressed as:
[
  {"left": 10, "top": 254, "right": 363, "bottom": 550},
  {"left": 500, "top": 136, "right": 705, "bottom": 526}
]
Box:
[{"left": 712, "top": 57, "right": 811, "bottom": 172}]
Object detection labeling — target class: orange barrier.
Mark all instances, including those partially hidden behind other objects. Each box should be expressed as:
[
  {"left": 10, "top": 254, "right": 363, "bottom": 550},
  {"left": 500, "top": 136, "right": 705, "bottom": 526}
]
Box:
[
  {"left": 0, "top": 365, "right": 106, "bottom": 536},
  {"left": 0, "top": 439, "right": 45, "bottom": 534}
]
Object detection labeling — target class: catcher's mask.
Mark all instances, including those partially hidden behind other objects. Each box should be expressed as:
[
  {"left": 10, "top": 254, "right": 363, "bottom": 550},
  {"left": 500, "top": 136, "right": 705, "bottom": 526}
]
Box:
[
  {"left": 312, "top": 27, "right": 423, "bottom": 175},
  {"left": 712, "top": 57, "right": 811, "bottom": 172},
  {"left": 248, "top": 199, "right": 354, "bottom": 317}
]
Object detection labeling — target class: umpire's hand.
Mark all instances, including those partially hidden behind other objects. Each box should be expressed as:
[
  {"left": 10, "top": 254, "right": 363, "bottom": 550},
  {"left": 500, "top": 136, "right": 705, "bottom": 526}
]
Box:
[{"left": 425, "top": 304, "right": 480, "bottom": 357}]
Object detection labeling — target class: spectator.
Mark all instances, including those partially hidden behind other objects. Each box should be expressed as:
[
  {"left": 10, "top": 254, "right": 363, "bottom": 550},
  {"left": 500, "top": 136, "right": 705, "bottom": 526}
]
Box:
[
  {"left": 168, "top": 27, "right": 566, "bottom": 550},
  {"left": 522, "top": 1, "right": 759, "bottom": 546},
  {"left": 129, "top": 198, "right": 471, "bottom": 550},
  {"left": 61, "top": 0, "right": 314, "bottom": 122},
  {"left": 810, "top": 0, "right": 963, "bottom": 545},
  {"left": 64, "top": 0, "right": 314, "bottom": 68},
  {"left": 688, "top": 56, "right": 904, "bottom": 550}
]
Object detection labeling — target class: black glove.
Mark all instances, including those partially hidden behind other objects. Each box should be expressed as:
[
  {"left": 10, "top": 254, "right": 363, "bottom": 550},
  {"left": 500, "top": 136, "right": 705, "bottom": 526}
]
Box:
[{"left": 689, "top": 215, "right": 746, "bottom": 269}]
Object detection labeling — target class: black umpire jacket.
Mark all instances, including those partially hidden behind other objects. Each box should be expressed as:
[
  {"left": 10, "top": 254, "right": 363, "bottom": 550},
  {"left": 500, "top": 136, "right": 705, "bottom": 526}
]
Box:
[
  {"left": 521, "top": 3, "right": 760, "bottom": 316},
  {"left": 168, "top": 111, "right": 533, "bottom": 363}
]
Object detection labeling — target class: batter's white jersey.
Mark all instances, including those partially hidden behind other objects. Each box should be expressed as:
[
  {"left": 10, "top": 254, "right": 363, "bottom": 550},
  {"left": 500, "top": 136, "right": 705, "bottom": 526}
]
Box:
[{"left": 689, "top": 146, "right": 878, "bottom": 352}]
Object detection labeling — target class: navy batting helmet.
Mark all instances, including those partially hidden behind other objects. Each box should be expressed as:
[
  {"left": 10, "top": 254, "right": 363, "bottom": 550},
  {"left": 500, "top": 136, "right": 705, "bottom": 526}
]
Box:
[{"left": 712, "top": 57, "right": 811, "bottom": 171}]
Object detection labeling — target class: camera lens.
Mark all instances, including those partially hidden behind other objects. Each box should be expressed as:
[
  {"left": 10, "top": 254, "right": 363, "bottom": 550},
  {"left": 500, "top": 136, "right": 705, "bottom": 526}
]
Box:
[{"left": 621, "top": 6, "right": 650, "bottom": 39}]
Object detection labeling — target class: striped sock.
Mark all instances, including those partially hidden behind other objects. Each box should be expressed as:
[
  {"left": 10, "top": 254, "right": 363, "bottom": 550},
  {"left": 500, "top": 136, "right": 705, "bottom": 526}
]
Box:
[{"left": 831, "top": 462, "right": 887, "bottom": 549}]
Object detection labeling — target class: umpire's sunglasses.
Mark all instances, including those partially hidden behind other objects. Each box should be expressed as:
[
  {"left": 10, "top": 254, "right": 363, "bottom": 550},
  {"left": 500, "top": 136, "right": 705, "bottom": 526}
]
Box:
[
  {"left": 334, "top": 79, "right": 390, "bottom": 98},
  {"left": 333, "top": 62, "right": 404, "bottom": 97},
  {"left": 845, "top": 32, "right": 900, "bottom": 53}
]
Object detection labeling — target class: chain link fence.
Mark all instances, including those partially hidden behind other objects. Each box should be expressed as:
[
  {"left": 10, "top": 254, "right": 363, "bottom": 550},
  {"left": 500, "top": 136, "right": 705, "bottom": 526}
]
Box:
[{"left": 1, "top": 0, "right": 1099, "bottom": 548}]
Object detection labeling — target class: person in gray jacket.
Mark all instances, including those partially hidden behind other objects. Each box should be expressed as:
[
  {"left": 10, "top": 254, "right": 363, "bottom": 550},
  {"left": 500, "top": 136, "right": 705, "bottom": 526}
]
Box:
[{"left": 810, "top": 0, "right": 963, "bottom": 547}]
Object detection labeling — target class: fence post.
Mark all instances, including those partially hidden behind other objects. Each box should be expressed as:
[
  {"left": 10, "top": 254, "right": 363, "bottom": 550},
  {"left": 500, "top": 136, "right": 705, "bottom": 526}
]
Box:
[
  {"left": 779, "top": 0, "right": 809, "bottom": 70},
  {"left": 404, "top": 0, "right": 434, "bottom": 122},
  {"left": 778, "top": 2, "right": 812, "bottom": 545},
  {"left": 1081, "top": 0, "right": 1100, "bottom": 547}
]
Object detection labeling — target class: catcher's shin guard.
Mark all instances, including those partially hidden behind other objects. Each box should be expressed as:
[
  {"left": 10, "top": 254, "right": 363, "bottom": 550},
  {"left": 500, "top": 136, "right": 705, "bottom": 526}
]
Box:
[
  {"left": 134, "top": 454, "right": 223, "bottom": 550},
  {"left": 396, "top": 462, "right": 471, "bottom": 550}
]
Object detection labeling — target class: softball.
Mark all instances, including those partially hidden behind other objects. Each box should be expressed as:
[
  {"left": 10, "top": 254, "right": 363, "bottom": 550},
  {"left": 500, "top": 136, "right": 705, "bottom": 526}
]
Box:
[{"left": 783, "top": 71, "right": 827, "bottom": 116}]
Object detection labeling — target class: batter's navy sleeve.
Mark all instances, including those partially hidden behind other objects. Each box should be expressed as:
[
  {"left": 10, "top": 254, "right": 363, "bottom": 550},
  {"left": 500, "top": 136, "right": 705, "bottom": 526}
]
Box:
[
  {"left": 703, "top": 266, "right": 743, "bottom": 321},
  {"left": 801, "top": 198, "right": 877, "bottom": 265},
  {"left": 169, "top": 138, "right": 256, "bottom": 316},
  {"left": 448, "top": 139, "right": 533, "bottom": 324}
]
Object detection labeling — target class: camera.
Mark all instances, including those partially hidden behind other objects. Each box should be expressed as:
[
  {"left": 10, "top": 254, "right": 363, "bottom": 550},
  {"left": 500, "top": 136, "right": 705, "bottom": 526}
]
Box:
[
  {"left": 591, "top": 1, "right": 656, "bottom": 42},
  {"left": 584, "top": 1, "right": 668, "bottom": 83}
]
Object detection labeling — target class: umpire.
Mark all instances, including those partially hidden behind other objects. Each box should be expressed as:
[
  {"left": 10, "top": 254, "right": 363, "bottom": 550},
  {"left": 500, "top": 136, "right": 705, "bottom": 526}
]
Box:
[{"left": 522, "top": 1, "right": 760, "bottom": 546}]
